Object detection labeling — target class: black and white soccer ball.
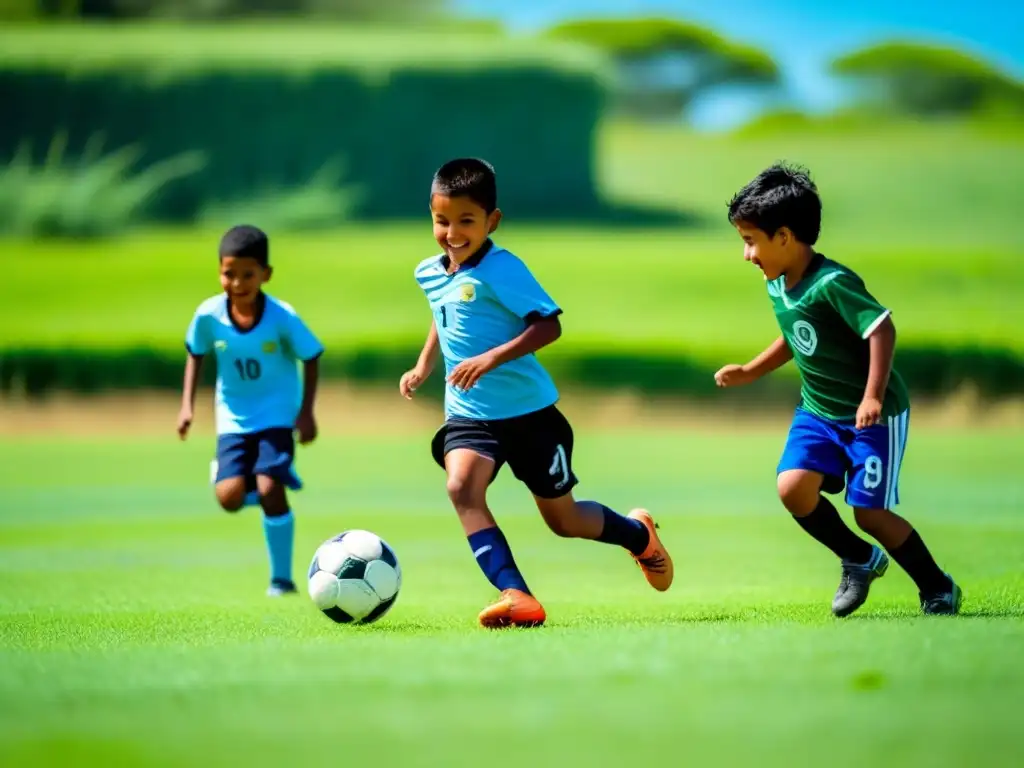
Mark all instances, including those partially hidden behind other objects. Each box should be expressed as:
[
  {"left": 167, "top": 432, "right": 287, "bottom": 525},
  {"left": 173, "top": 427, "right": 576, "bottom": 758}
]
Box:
[{"left": 307, "top": 530, "right": 402, "bottom": 624}]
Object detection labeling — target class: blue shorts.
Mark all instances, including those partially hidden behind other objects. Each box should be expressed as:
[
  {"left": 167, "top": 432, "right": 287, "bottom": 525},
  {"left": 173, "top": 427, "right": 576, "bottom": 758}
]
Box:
[
  {"left": 211, "top": 428, "right": 302, "bottom": 491},
  {"left": 778, "top": 407, "right": 910, "bottom": 509}
]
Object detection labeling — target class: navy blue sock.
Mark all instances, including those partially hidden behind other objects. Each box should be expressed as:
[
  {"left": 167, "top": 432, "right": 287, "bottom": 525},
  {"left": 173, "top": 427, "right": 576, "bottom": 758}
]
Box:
[
  {"left": 594, "top": 502, "right": 650, "bottom": 555},
  {"left": 467, "top": 527, "right": 530, "bottom": 595}
]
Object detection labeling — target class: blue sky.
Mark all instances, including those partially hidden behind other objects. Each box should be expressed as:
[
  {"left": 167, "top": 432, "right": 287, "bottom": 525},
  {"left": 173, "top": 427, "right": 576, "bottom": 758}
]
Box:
[{"left": 455, "top": 0, "right": 1024, "bottom": 127}]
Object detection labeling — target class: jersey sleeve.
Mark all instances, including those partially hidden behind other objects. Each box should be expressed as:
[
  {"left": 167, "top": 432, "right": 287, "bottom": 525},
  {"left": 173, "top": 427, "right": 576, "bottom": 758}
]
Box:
[
  {"left": 185, "top": 307, "right": 211, "bottom": 355},
  {"left": 282, "top": 306, "right": 325, "bottom": 362},
  {"left": 489, "top": 255, "right": 561, "bottom": 321},
  {"left": 823, "top": 273, "right": 891, "bottom": 339}
]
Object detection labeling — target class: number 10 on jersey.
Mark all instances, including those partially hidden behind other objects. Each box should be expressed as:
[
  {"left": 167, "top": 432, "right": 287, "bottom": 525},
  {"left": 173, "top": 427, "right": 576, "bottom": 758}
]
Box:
[{"left": 234, "top": 358, "right": 262, "bottom": 380}]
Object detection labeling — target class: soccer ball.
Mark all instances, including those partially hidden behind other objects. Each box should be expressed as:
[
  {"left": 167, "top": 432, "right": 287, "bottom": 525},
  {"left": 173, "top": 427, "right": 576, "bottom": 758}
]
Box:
[{"left": 307, "top": 530, "right": 402, "bottom": 624}]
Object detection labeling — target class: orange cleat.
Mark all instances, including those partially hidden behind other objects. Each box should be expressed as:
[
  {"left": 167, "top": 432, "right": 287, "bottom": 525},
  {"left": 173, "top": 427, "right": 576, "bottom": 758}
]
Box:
[
  {"left": 628, "top": 509, "right": 674, "bottom": 591},
  {"left": 478, "top": 588, "right": 547, "bottom": 629}
]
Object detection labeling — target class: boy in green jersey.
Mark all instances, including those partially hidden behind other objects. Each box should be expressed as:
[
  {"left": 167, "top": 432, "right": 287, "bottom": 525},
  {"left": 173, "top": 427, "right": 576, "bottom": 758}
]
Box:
[{"left": 715, "top": 164, "right": 961, "bottom": 617}]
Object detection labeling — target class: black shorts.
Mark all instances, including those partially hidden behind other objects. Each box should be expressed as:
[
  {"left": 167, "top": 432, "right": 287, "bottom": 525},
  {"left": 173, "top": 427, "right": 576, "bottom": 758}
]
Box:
[{"left": 431, "top": 405, "right": 578, "bottom": 499}]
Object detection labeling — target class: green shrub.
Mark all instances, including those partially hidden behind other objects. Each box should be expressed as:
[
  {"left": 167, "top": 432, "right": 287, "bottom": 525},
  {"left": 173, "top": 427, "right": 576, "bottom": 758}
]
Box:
[
  {"left": 0, "top": 133, "right": 203, "bottom": 237},
  {"left": 199, "top": 158, "right": 363, "bottom": 232}
]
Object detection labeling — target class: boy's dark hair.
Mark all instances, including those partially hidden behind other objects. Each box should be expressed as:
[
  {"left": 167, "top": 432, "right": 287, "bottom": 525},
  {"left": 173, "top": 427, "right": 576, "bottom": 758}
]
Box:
[
  {"left": 727, "top": 163, "right": 821, "bottom": 245},
  {"left": 431, "top": 158, "right": 497, "bottom": 213},
  {"left": 219, "top": 225, "right": 269, "bottom": 267}
]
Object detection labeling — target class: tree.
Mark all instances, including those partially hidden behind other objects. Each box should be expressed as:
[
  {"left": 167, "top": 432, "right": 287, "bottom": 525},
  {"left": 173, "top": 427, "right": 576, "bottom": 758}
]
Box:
[
  {"left": 832, "top": 41, "right": 1024, "bottom": 117},
  {"left": 546, "top": 18, "right": 779, "bottom": 120}
]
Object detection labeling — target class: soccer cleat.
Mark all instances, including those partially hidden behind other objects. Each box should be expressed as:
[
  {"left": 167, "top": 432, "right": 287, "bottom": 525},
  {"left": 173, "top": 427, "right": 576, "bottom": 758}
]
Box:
[
  {"left": 266, "top": 579, "right": 298, "bottom": 597},
  {"left": 920, "top": 574, "right": 962, "bottom": 616},
  {"left": 478, "top": 589, "right": 546, "bottom": 629},
  {"left": 832, "top": 545, "right": 889, "bottom": 617},
  {"left": 628, "top": 509, "right": 674, "bottom": 592}
]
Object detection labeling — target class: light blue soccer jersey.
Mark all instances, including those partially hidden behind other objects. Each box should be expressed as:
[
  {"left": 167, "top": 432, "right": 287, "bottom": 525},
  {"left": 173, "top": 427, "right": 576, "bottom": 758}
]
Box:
[
  {"left": 414, "top": 240, "right": 560, "bottom": 421},
  {"left": 185, "top": 293, "right": 324, "bottom": 435}
]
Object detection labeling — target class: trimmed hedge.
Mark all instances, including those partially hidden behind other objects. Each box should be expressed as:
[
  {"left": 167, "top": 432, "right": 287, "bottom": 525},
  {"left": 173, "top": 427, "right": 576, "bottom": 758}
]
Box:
[
  {"left": 0, "top": 25, "right": 609, "bottom": 220},
  {"left": 3, "top": 345, "right": 1022, "bottom": 402}
]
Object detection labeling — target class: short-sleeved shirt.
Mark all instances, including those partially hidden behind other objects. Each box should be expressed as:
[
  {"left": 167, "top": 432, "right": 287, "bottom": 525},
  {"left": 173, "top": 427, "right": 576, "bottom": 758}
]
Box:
[
  {"left": 767, "top": 254, "right": 909, "bottom": 422},
  {"left": 185, "top": 293, "right": 324, "bottom": 435},
  {"left": 414, "top": 240, "right": 561, "bottom": 421}
]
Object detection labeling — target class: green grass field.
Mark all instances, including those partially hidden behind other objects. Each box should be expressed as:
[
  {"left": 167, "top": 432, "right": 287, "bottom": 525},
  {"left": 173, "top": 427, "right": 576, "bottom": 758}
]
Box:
[
  {"left": 3, "top": 417, "right": 1023, "bottom": 767},
  {"left": 5, "top": 123, "right": 1024, "bottom": 361}
]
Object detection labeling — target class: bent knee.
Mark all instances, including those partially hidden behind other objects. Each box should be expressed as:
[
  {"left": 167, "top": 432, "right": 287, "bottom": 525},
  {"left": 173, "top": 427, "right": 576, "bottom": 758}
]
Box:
[
  {"left": 543, "top": 516, "right": 576, "bottom": 538},
  {"left": 215, "top": 479, "right": 246, "bottom": 512},
  {"left": 446, "top": 475, "right": 483, "bottom": 511},
  {"left": 777, "top": 470, "right": 822, "bottom": 516}
]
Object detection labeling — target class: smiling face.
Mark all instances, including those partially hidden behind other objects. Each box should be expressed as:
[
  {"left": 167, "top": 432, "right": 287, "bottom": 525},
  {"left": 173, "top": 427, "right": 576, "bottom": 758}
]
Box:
[
  {"left": 430, "top": 193, "right": 501, "bottom": 266},
  {"left": 733, "top": 220, "right": 796, "bottom": 281},
  {"left": 219, "top": 255, "right": 270, "bottom": 309}
]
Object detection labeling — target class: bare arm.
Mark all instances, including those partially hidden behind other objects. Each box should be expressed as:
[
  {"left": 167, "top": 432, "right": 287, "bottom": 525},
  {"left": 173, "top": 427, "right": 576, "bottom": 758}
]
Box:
[
  {"left": 448, "top": 316, "right": 562, "bottom": 391},
  {"left": 715, "top": 335, "right": 792, "bottom": 388},
  {"left": 400, "top": 321, "right": 441, "bottom": 399},
  {"left": 743, "top": 336, "right": 793, "bottom": 379},
  {"left": 489, "top": 316, "right": 561, "bottom": 366},
  {"left": 295, "top": 356, "right": 320, "bottom": 444},
  {"left": 864, "top": 316, "right": 895, "bottom": 402},
  {"left": 416, "top": 320, "right": 441, "bottom": 375},
  {"left": 177, "top": 352, "right": 204, "bottom": 439},
  {"left": 855, "top": 315, "right": 896, "bottom": 428},
  {"left": 300, "top": 357, "right": 320, "bottom": 416}
]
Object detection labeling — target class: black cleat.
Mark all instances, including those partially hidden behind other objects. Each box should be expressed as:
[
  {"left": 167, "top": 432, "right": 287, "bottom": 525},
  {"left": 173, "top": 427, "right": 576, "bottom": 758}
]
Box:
[
  {"left": 921, "top": 575, "right": 962, "bottom": 615},
  {"left": 832, "top": 545, "right": 889, "bottom": 618}
]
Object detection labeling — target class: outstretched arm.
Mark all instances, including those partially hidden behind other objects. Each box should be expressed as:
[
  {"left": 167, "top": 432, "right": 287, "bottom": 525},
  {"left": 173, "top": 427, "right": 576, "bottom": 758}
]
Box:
[{"left": 715, "top": 335, "right": 792, "bottom": 388}]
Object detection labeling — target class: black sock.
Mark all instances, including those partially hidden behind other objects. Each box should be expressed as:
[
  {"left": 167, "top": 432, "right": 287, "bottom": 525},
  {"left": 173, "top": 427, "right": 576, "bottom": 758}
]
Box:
[
  {"left": 795, "top": 496, "right": 874, "bottom": 564},
  {"left": 592, "top": 503, "right": 650, "bottom": 555},
  {"left": 886, "top": 530, "right": 951, "bottom": 595}
]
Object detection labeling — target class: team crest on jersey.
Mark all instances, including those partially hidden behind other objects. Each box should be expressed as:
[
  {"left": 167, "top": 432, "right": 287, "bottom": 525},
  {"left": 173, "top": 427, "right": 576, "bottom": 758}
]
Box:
[
  {"left": 214, "top": 340, "right": 227, "bottom": 352},
  {"left": 262, "top": 340, "right": 278, "bottom": 354},
  {"left": 791, "top": 320, "right": 818, "bottom": 356},
  {"left": 459, "top": 283, "right": 476, "bottom": 302}
]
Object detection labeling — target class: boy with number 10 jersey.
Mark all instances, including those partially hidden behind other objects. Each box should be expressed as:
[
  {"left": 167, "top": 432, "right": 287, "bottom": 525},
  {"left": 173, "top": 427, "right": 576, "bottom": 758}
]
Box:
[{"left": 178, "top": 225, "right": 324, "bottom": 597}]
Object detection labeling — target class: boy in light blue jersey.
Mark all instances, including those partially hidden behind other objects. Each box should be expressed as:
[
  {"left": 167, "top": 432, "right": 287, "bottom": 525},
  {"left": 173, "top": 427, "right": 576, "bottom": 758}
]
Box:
[
  {"left": 178, "top": 225, "right": 324, "bottom": 597},
  {"left": 400, "top": 158, "right": 674, "bottom": 628}
]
